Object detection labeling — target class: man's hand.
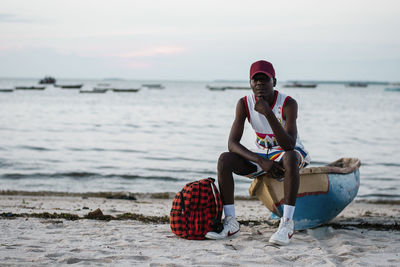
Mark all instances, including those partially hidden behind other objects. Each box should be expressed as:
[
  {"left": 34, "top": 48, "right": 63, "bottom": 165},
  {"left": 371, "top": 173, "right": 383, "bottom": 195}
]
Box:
[
  {"left": 258, "top": 157, "right": 285, "bottom": 179},
  {"left": 254, "top": 98, "right": 271, "bottom": 115}
]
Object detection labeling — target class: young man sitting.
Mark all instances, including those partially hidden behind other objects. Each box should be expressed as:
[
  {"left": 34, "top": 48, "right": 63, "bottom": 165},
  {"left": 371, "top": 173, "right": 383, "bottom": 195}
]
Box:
[{"left": 205, "top": 60, "right": 311, "bottom": 246}]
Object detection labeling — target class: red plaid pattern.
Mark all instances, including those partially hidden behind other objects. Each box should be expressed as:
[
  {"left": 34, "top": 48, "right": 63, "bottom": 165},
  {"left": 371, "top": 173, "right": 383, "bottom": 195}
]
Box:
[{"left": 170, "top": 178, "right": 223, "bottom": 240}]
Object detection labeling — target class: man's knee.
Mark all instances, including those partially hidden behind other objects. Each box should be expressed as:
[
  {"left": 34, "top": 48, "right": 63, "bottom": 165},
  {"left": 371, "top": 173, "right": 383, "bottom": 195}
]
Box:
[
  {"left": 282, "top": 150, "right": 299, "bottom": 168},
  {"left": 218, "top": 152, "right": 235, "bottom": 172}
]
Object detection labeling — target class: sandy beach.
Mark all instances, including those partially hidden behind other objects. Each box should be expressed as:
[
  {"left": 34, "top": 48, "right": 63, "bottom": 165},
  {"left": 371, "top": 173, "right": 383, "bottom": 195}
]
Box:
[{"left": 0, "top": 191, "right": 399, "bottom": 266}]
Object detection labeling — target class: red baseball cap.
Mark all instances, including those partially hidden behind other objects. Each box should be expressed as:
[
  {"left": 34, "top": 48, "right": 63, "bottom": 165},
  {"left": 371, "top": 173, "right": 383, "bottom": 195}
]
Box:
[{"left": 250, "top": 60, "right": 275, "bottom": 79}]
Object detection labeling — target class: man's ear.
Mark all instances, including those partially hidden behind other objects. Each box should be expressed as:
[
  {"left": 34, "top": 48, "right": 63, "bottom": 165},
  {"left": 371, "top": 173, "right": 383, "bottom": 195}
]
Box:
[{"left": 273, "top": 78, "right": 277, "bottom": 87}]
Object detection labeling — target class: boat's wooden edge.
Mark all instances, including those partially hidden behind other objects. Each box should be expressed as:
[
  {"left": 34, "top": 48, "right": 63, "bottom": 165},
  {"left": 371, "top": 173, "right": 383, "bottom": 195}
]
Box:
[
  {"left": 301, "top": 158, "right": 361, "bottom": 175},
  {"left": 248, "top": 177, "right": 262, "bottom": 197},
  {"left": 249, "top": 158, "right": 361, "bottom": 197}
]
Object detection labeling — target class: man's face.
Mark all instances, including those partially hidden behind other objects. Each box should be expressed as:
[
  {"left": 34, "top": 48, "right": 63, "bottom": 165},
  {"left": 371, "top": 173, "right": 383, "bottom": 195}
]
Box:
[{"left": 250, "top": 73, "right": 274, "bottom": 96}]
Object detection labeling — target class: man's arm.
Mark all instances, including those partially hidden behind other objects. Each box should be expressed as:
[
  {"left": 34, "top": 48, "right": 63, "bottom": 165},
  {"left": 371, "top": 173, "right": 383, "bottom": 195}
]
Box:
[
  {"left": 228, "top": 98, "right": 283, "bottom": 174},
  {"left": 254, "top": 97, "right": 298, "bottom": 151},
  {"left": 228, "top": 98, "right": 262, "bottom": 163}
]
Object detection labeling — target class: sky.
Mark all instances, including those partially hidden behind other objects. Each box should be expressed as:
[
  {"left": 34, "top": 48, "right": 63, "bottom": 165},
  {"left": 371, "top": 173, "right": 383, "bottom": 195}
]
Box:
[{"left": 0, "top": 0, "right": 399, "bottom": 81}]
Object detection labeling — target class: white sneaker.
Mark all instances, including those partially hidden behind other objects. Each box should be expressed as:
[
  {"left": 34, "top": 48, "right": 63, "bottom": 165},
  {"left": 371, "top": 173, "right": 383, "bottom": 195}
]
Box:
[
  {"left": 269, "top": 218, "right": 294, "bottom": 246},
  {"left": 205, "top": 216, "right": 240, "bottom": 240}
]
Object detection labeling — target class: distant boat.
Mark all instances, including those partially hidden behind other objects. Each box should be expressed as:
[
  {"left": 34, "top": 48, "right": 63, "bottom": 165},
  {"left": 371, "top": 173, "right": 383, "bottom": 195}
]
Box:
[
  {"left": 142, "top": 84, "right": 165, "bottom": 89},
  {"left": 345, "top": 82, "right": 368, "bottom": 87},
  {"left": 97, "top": 83, "right": 111, "bottom": 86},
  {"left": 206, "top": 85, "right": 250, "bottom": 91},
  {"left": 385, "top": 87, "right": 400, "bottom": 92},
  {"left": 39, "top": 76, "right": 56, "bottom": 84},
  {"left": 0, "top": 88, "right": 13, "bottom": 92},
  {"left": 15, "top": 86, "right": 45, "bottom": 90},
  {"left": 225, "top": 86, "right": 251, "bottom": 90},
  {"left": 79, "top": 88, "right": 108, "bottom": 94},
  {"left": 93, "top": 87, "right": 112, "bottom": 91},
  {"left": 206, "top": 85, "right": 226, "bottom": 91},
  {"left": 112, "top": 88, "right": 140, "bottom": 93},
  {"left": 283, "top": 82, "right": 317, "bottom": 88},
  {"left": 55, "top": 84, "right": 83, "bottom": 89},
  {"left": 249, "top": 158, "right": 361, "bottom": 230}
]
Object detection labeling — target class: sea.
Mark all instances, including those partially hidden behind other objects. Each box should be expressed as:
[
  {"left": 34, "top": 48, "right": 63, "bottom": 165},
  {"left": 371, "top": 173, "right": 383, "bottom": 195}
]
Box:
[{"left": 0, "top": 78, "right": 399, "bottom": 200}]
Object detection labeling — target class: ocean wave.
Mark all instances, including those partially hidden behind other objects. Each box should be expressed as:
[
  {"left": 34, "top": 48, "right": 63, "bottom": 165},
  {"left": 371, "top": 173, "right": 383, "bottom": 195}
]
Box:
[
  {"left": 143, "top": 167, "right": 216, "bottom": 176},
  {"left": 356, "top": 162, "right": 400, "bottom": 167},
  {"left": 66, "top": 147, "right": 145, "bottom": 153},
  {"left": 142, "top": 155, "right": 215, "bottom": 163},
  {"left": 0, "top": 161, "right": 13, "bottom": 167},
  {"left": 0, "top": 172, "right": 183, "bottom": 182},
  {"left": 358, "top": 193, "right": 400, "bottom": 199},
  {"left": 362, "top": 177, "right": 398, "bottom": 181},
  {"left": 380, "top": 162, "right": 400, "bottom": 167},
  {"left": 17, "top": 145, "right": 53, "bottom": 151}
]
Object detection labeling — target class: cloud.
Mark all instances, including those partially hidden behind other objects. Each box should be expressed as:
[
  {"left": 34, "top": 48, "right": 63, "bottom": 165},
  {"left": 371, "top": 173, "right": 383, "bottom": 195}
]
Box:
[
  {"left": 0, "top": 13, "right": 36, "bottom": 23},
  {"left": 113, "top": 46, "right": 186, "bottom": 58},
  {"left": 117, "top": 61, "right": 151, "bottom": 69}
]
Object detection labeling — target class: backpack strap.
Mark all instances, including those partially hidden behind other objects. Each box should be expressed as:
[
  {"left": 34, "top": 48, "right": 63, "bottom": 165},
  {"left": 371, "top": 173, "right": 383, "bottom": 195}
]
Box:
[
  {"left": 179, "top": 191, "right": 185, "bottom": 212},
  {"left": 198, "top": 181, "right": 201, "bottom": 206},
  {"left": 209, "top": 181, "right": 224, "bottom": 233},
  {"left": 210, "top": 182, "right": 222, "bottom": 220},
  {"left": 210, "top": 182, "right": 218, "bottom": 214}
]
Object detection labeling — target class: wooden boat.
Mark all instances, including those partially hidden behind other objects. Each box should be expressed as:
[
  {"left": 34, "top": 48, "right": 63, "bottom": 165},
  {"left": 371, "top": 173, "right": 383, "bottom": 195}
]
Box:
[
  {"left": 385, "top": 87, "right": 400, "bottom": 92},
  {"left": 55, "top": 84, "right": 83, "bottom": 89},
  {"left": 283, "top": 82, "right": 317, "bottom": 88},
  {"left": 15, "top": 86, "right": 45, "bottom": 90},
  {"left": 39, "top": 76, "right": 56, "bottom": 84},
  {"left": 345, "top": 82, "right": 367, "bottom": 87},
  {"left": 142, "top": 84, "right": 165, "bottom": 89},
  {"left": 112, "top": 88, "right": 140, "bottom": 93},
  {"left": 80, "top": 88, "right": 108, "bottom": 93},
  {"left": 0, "top": 89, "right": 13, "bottom": 92},
  {"left": 225, "top": 86, "right": 251, "bottom": 90},
  {"left": 249, "top": 158, "right": 361, "bottom": 230},
  {"left": 93, "top": 87, "right": 112, "bottom": 91},
  {"left": 206, "top": 85, "right": 250, "bottom": 91},
  {"left": 206, "top": 85, "right": 226, "bottom": 91}
]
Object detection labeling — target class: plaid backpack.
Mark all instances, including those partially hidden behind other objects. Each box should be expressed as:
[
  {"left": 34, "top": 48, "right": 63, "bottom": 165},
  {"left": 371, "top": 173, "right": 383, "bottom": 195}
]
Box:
[{"left": 170, "top": 178, "right": 223, "bottom": 240}]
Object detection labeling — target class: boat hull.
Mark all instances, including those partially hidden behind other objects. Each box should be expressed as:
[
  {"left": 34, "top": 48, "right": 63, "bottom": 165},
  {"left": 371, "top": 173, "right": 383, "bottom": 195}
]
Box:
[
  {"left": 249, "top": 158, "right": 361, "bottom": 230},
  {"left": 56, "top": 84, "right": 83, "bottom": 89},
  {"left": 112, "top": 88, "right": 140, "bottom": 92}
]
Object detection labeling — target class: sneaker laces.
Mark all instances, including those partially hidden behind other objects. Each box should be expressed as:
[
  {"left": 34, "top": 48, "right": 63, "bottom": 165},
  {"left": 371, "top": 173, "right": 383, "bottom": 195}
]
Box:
[
  {"left": 279, "top": 218, "right": 293, "bottom": 231},
  {"left": 222, "top": 216, "right": 239, "bottom": 232}
]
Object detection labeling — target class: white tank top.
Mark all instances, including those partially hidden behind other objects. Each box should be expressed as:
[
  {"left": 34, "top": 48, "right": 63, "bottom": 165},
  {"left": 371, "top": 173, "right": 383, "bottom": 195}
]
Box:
[{"left": 243, "top": 90, "right": 306, "bottom": 152}]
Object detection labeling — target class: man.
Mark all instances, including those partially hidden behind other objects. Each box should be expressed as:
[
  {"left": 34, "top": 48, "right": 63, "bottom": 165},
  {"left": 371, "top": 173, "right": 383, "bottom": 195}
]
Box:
[{"left": 205, "top": 60, "right": 311, "bottom": 245}]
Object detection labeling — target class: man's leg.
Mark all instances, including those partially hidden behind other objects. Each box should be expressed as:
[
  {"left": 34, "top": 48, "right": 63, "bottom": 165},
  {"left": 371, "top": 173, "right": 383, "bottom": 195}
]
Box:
[
  {"left": 282, "top": 150, "right": 301, "bottom": 207},
  {"left": 205, "top": 152, "right": 256, "bottom": 240},
  {"left": 269, "top": 150, "right": 301, "bottom": 246},
  {"left": 217, "top": 152, "right": 257, "bottom": 205}
]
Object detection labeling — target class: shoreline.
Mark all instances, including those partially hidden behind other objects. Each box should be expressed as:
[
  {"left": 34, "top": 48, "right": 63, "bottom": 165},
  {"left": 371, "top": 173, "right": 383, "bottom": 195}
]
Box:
[
  {"left": 1, "top": 191, "right": 399, "bottom": 230},
  {"left": 1, "top": 192, "right": 399, "bottom": 265},
  {"left": 2, "top": 190, "right": 400, "bottom": 204}
]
